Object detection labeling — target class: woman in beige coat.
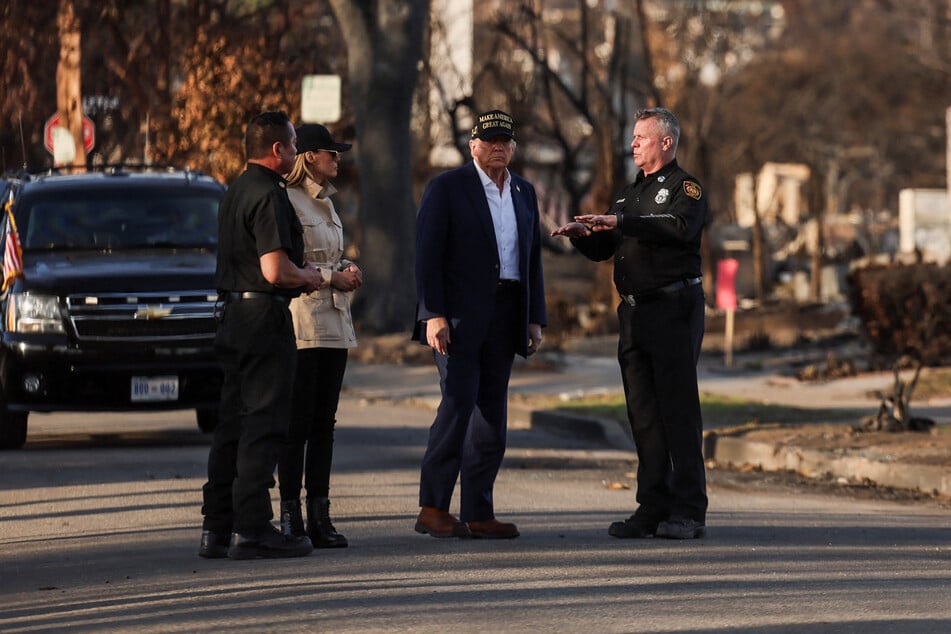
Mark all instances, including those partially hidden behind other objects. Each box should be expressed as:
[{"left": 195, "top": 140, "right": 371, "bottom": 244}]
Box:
[{"left": 278, "top": 124, "right": 361, "bottom": 548}]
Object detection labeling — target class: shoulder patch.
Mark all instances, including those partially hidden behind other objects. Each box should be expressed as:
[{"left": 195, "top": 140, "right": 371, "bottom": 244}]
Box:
[{"left": 683, "top": 181, "right": 701, "bottom": 200}]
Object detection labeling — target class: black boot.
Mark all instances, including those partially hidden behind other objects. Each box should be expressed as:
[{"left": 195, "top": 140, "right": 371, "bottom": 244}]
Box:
[
  {"left": 306, "top": 497, "right": 348, "bottom": 548},
  {"left": 280, "top": 499, "right": 306, "bottom": 538}
]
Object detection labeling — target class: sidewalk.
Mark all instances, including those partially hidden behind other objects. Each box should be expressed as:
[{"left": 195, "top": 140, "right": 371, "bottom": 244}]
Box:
[{"left": 343, "top": 336, "right": 951, "bottom": 499}]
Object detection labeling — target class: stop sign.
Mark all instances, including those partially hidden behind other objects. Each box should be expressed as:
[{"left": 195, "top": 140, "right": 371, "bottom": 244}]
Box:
[{"left": 43, "top": 112, "right": 95, "bottom": 155}]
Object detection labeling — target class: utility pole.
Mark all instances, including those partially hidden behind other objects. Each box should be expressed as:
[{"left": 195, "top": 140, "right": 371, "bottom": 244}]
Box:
[{"left": 813, "top": 160, "right": 838, "bottom": 302}]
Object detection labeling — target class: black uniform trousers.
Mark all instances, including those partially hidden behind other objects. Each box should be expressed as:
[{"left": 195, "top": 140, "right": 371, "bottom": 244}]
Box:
[
  {"left": 279, "top": 347, "right": 348, "bottom": 500},
  {"left": 418, "top": 284, "right": 520, "bottom": 522},
  {"left": 617, "top": 283, "right": 708, "bottom": 522},
  {"left": 201, "top": 297, "right": 297, "bottom": 536}
]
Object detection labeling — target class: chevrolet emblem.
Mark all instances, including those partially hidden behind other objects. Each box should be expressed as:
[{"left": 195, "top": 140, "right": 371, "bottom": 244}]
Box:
[{"left": 134, "top": 306, "right": 173, "bottom": 320}]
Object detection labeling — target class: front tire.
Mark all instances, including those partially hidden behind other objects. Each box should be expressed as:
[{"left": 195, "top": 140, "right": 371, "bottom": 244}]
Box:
[{"left": 0, "top": 408, "right": 28, "bottom": 449}]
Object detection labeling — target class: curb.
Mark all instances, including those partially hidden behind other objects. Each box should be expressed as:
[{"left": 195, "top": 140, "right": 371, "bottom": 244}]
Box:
[
  {"left": 527, "top": 409, "right": 633, "bottom": 449},
  {"left": 706, "top": 433, "right": 951, "bottom": 498},
  {"left": 528, "top": 408, "right": 951, "bottom": 499}
]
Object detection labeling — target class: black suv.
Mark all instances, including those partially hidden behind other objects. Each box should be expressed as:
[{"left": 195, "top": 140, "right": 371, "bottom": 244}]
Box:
[{"left": 0, "top": 167, "right": 224, "bottom": 449}]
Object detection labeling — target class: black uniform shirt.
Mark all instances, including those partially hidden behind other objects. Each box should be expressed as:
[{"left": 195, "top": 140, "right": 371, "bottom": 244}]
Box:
[
  {"left": 573, "top": 159, "right": 707, "bottom": 295},
  {"left": 215, "top": 163, "right": 305, "bottom": 298}
]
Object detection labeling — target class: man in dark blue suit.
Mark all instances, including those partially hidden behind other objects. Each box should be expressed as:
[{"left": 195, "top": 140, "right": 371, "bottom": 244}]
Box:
[{"left": 413, "top": 110, "right": 547, "bottom": 539}]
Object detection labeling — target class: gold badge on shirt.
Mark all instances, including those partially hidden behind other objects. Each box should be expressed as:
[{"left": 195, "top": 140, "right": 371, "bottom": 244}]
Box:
[{"left": 683, "top": 181, "right": 702, "bottom": 200}]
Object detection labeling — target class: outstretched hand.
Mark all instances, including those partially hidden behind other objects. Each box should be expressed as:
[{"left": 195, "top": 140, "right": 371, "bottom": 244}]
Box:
[
  {"left": 573, "top": 214, "right": 617, "bottom": 231},
  {"left": 550, "top": 221, "right": 592, "bottom": 238},
  {"left": 551, "top": 214, "right": 618, "bottom": 238}
]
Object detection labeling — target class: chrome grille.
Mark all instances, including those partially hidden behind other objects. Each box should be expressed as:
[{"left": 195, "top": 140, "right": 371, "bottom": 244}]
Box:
[{"left": 66, "top": 290, "right": 218, "bottom": 342}]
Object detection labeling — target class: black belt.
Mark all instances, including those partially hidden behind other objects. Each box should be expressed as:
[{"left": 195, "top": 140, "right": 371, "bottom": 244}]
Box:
[
  {"left": 621, "top": 277, "right": 701, "bottom": 308},
  {"left": 225, "top": 291, "right": 290, "bottom": 304},
  {"left": 498, "top": 279, "right": 521, "bottom": 288}
]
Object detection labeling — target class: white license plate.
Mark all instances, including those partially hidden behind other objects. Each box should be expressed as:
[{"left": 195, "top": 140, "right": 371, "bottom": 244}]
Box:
[{"left": 131, "top": 376, "right": 179, "bottom": 402}]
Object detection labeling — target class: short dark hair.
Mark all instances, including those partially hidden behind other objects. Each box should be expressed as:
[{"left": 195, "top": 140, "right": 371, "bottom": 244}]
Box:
[
  {"left": 245, "top": 111, "right": 292, "bottom": 159},
  {"left": 635, "top": 107, "right": 681, "bottom": 148}
]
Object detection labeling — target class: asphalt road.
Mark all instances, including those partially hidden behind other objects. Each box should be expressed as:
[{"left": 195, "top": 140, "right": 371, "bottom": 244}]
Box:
[{"left": 1, "top": 394, "right": 950, "bottom": 633}]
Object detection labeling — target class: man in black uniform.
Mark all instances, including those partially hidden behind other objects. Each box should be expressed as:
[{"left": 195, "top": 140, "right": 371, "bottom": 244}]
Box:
[
  {"left": 552, "top": 107, "right": 708, "bottom": 540},
  {"left": 199, "top": 111, "right": 324, "bottom": 559}
]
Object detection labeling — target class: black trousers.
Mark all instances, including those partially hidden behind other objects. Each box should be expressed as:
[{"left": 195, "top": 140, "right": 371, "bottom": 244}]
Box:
[
  {"left": 617, "top": 284, "right": 708, "bottom": 522},
  {"left": 278, "top": 346, "right": 348, "bottom": 500},
  {"left": 201, "top": 297, "right": 297, "bottom": 536},
  {"left": 418, "top": 285, "right": 519, "bottom": 522}
]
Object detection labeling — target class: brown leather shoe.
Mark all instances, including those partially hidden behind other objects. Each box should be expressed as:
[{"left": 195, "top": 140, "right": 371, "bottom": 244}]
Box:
[
  {"left": 467, "top": 518, "right": 520, "bottom": 539},
  {"left": 414, "top": 506, "right": 471, "bottom": 538}
]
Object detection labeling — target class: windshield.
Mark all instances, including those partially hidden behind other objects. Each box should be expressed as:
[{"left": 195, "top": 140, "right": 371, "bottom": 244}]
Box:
[{"left": 18, "top": 188, "right": 219, "bottom": 251}]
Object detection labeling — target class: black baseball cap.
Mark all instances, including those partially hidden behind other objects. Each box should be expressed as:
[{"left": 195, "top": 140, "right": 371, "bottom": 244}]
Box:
[
  {"left": 295, "top": 124, "right": 352, "bottom": 153},
  {"left": 471, "top": 109, "right": 516, "bottom": 141}
]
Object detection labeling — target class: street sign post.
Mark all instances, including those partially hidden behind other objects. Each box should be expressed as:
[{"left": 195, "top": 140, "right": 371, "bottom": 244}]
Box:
[{"left": 717, "top": 258, "right": 739, "bottom": 368}]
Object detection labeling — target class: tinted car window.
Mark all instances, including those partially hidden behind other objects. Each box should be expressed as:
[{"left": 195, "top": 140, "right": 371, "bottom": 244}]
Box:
[{"left": 19, "top": 188, "right": 218, "bottom": 250}]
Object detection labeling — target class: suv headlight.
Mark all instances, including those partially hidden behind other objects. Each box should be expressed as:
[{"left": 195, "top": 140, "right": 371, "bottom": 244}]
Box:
[{"left": 6, "top": 293, "right": 66, "bottom": 334}]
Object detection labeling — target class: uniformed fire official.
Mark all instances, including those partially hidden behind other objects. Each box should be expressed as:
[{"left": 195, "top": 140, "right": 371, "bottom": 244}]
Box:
[
  {"left": 199, "top": 111, "right": 324, "bottom": 560},
  {"left": 551, "top": 107, "right": 708, "bottom": 540}
]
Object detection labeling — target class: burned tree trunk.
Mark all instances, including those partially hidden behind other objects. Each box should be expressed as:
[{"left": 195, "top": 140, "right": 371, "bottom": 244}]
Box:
[
  {"left": 56, "top": 0, "right": 84, "bottom": 169},
  {"left": 862, "top": 359, "right": 935, "bottom": 432}
]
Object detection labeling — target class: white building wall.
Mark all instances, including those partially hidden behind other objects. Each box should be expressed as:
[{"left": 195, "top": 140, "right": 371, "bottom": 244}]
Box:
[{"left": 898, "top": 188, "right": 950, "bottom": 263}]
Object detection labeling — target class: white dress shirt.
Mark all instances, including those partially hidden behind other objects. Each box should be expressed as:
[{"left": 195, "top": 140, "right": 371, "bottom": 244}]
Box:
[{"left": 474, "top": 161, "right": 520, "bottom": 281}]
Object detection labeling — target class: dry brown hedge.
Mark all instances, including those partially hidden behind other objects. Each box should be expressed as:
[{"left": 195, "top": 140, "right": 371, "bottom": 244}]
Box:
[{"left": 847, "top": 262, "right": 951, "bottom": 365}]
